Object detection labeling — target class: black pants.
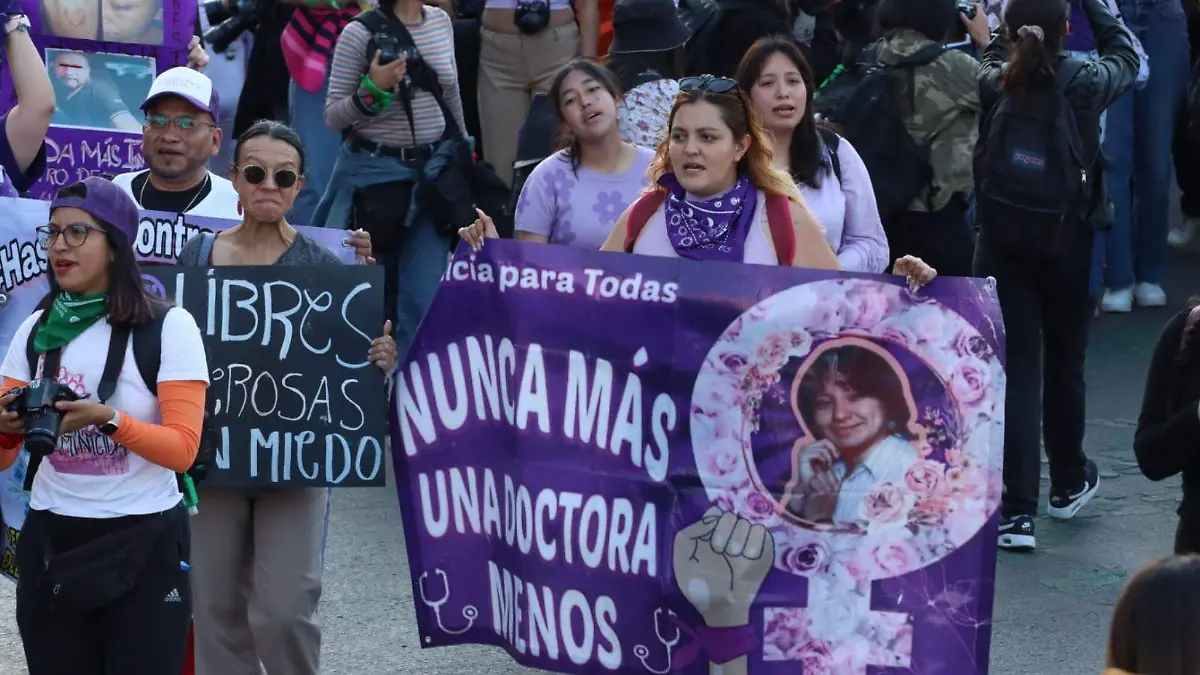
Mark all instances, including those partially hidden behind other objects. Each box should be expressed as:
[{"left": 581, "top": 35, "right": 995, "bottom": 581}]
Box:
[
  {"left": 974, "top": 226, "right": 1095, "bottom": 518},
  {"left": 16, "top": 505, "right": 192, "bottom": 675},
  {"left": 884, "top": 196, "right": 976, "bottom": 277},
  {"left": 1173, "top": 9, "right": 1200, "bottom": 218}
]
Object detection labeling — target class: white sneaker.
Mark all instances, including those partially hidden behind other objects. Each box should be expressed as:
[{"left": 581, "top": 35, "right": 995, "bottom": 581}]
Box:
[
  {"left": 1169, "top": 217, "right": 1198, "bottom": 248},
  {"left": 1101, "top": 287, "right": 1133, "bottom": 313},
  {"left": 1135, "top": 282, "right": 1167, "bottom": 307}
]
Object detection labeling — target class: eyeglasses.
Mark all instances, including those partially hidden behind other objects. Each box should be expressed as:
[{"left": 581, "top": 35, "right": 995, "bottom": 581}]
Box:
[
  {"left": 237, "top": 165, "right": 300, "bottom": 189},
  {"left": 679, "top": 75, "right": 739, "bottom": 94},
  {"left": 36, "top": 223, "right": 105, "bottom": 249},
  {"left": 143, "top": 114, "right": 214, "bottom": 132}
]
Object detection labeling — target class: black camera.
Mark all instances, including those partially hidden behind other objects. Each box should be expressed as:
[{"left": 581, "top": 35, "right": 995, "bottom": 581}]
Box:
[
  {"left": 513, "top": 0, "right": 550, "bottom": 35},
  {"left": 4, "top": 380, "right": 81, "bottom": 457},
  {"left": 202, "top": 0, "right": 262, "bottom": 55},
  {"left": 374, "top": 34, "right": 423, "bottom": 67},
  {"left": 957, "top": 0, "right": 977, "bottom": 19}
]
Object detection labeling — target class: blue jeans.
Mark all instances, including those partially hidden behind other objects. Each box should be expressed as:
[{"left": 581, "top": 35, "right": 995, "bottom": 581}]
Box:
[
  {"left": 312, "top": 142, "right": 456, "bottom": 359},
  {"left": 288, "top": 75, "right": 342, "bottom": 228},
  {"left": 1102, "top": 0, "right": 1190, "bottom": 288}
]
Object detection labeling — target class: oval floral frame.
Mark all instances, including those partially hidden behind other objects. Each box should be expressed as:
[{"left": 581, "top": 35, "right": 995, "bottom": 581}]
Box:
[{"left": 691, "top": 278, "right": 1005, "bottom": 581}]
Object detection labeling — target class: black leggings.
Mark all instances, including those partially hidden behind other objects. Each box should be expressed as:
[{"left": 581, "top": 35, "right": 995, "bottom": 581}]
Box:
[{"left": 16, "top": 505, "right": 192, "bottom": 675}]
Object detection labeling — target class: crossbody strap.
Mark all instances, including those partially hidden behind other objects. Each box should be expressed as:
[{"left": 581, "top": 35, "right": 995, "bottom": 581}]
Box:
[{"left": 196, "top": 232, "right": 216, "bottom": 265}]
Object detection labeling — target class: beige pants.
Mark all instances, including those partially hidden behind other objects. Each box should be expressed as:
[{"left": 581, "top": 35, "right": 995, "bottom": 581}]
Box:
[
  {"left": 190, "top": 487, "right": 329, "bottom": 675},
  {"left": 478, "top": 23, "right": 580, "bottom": 186}
]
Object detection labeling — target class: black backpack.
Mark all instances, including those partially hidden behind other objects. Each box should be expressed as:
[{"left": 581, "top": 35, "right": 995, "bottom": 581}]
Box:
[
  {"left": 677, "top": 0, "right": 755, "bottom": 75},
  {"left": 813, "top": 42, "right": 945, "bottom": 220},
  {"left": 24, "top": 306, "right": 217, "bottom": 492},
  {"left": 974, "top": 60, "right": 1091, "bottom": 258}
]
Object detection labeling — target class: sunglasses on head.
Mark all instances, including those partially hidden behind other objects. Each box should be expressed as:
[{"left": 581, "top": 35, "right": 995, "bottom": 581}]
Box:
[
  {"left": 237, "top": 165, "right": 299, "bottom": 189},
  {"left": 679, "top": 75, "right": 739, "bottom": 94}
]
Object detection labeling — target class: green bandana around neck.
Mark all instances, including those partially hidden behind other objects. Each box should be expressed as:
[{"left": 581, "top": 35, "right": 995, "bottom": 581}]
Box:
[{"left": 33, "top": 292, "right": 109, "bottom": 354}]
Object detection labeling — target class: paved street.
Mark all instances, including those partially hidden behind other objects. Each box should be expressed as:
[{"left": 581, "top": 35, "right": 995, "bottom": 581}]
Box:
[{"left": 0, "top": 245, "right": 1197, "bottom": 674}]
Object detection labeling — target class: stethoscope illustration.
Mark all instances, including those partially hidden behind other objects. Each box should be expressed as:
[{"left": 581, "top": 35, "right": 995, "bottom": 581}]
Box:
[
  {"left": 417, "top": 568, "right": 478, "bottom": 636},
  {"left": 634, "top": 608, "right": 680, "bottom": 674}
]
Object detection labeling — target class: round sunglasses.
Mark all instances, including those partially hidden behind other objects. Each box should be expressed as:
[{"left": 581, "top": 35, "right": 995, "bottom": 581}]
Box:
[
  {"left": 679, "top": 75, "right": 739, "bottom": 94},
  {"left": 237, "top": 165, "right": 300, "bottom": 189}
]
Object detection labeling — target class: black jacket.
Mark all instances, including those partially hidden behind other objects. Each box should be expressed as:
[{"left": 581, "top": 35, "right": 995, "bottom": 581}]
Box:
[
  {"left": 978, "top": 0, "right": 1138, "bottom": 164},
  {"left": 1135, "top": 309, "right": 1200, "bottom": 551}
]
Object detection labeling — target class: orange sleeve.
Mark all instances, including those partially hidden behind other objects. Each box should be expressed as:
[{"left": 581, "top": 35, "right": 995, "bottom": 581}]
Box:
[
  {"left": 0, "top": 375, "right": 29, "bottom": 471},
  {"left": 110, "top": 380, "right": 207, "bottom": 473}
]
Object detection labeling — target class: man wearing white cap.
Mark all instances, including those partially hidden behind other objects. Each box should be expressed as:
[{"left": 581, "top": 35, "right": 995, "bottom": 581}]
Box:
[{"left": 111, "top": 67, "right": 240, "bottom": 219}]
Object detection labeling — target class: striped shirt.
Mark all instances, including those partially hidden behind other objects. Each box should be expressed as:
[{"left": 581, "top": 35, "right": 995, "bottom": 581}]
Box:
[{"left": 325, "top": 7, "right": 467, "bottom": 147}]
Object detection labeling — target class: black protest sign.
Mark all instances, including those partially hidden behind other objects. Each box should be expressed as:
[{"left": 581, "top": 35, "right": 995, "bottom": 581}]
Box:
[{"left": 142, "top": 265, "right": 388, "bottom": 488}]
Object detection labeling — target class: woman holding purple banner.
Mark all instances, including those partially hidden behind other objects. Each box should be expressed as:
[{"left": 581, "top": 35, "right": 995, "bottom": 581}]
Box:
[
  {"left": 461, "top": 76, "right": 938, "bottom": 288},
  {"left": 514, "top": 60, "right": 655, "bottom": 250},
  {"left": 0, "top": 1, "right": 54, "bottom": 198}
]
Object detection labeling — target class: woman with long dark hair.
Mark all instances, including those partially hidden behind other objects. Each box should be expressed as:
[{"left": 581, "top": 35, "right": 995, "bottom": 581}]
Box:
[
  {"left": 737, "top": 37, "right": 889, "bottom": 272},
  {"left": 1106, "top": 555, "right": 1200, "bottom": 675},
  {"left": 0, "top": 177, "right": 209, "bottom": 674},
  {"left": 515, "top": 60, "right": 655, "bottom": 249},
  {"left": 975, "top": 0, "right": 1138, "bottom": 552}
]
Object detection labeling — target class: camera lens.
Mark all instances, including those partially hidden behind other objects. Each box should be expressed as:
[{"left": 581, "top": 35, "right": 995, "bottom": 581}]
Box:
[{"left": 24, "top": 424, "right": 57, "bottom": 458}]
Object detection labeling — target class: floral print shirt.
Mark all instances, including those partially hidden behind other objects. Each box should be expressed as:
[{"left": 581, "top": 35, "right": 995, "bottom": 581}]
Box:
[
  {"left": 515, "top": 147, "right": 656, "bottom": 250},
  {"left": 617, "top": 79, "right": 679, "bottom": 150}
]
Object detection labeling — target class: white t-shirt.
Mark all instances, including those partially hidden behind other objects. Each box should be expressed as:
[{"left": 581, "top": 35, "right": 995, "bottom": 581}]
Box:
[
  {"left": 111, "top": 170, "right": 242, "bottom": 220},
  {"left": 0, "top": 307, "right": 210, "bottom": 518}
]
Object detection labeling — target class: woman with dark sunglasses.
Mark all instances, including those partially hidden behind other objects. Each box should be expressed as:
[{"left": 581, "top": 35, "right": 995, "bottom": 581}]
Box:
[
  {"left": 175, "top": 120, "right": 397, "bottom": 675},
  {"left": 460, "top": 76, "right": 937, "bottom": 286}
]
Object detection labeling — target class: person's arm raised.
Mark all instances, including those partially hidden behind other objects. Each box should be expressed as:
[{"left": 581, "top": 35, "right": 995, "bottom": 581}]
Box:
[{"left": 3, "top": 16, "right": 54, "bottom": 181}]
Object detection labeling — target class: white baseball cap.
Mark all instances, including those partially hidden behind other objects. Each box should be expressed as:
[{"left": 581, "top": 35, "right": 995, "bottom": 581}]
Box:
[{"left": 141, "top": 67, "right": 221, "bottom": 123}]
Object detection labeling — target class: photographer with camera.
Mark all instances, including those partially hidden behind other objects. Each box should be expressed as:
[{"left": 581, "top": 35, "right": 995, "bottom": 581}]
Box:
[
  {"left": 317, "top": 0, "right": 464, "bottom": 356},
  {"left": 0, "top": 177, "right": 210, "bottom": 675},
  {"left": 477, "top": 0, "right": 598, "bottom": 186}
]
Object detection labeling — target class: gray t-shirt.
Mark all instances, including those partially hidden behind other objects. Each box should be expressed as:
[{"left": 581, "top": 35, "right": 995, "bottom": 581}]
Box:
[{"left": 177, "top": 230, "right": 344, "bottom": 267}]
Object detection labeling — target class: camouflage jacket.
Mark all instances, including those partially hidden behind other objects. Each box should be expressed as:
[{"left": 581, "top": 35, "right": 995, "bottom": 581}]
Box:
[{"left": 876, "top": 30, "right": 981, "bottom": 213}]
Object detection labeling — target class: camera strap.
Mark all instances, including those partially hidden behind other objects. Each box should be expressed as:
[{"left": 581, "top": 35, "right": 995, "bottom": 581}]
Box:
[
  {"left": 369, "top": 9, "right": 463, "bottom": 148},
  {"left": 98, "top": 325, "right": 132, "bottom": 405}
]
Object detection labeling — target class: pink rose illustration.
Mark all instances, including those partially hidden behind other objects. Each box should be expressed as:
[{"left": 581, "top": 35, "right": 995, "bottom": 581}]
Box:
[
  {"left": 704, "top": 441, "right": 741, "bottom": 477},
  {"left": 741, "top": 490, "right": 778, "bottom": 521},
  {"left": 808, "top": 299, "right": 846, "bottom": 335},
  {"left": 876, "top": 318, "right": 916, "bottom": 349},
  {"left": 952, "top": 330, "right": 994, "bottom": 361},
  {"left": 949, "top": 356, "right": 991, "bottom": 407},
  {"left": 867, "top": 538, "right": 921, "bottom": 577},
  {"left": 904, "top": 460, "right": 945, "bottom": 499},
  {"left": 783, "top": 540, "right": 831, "bottom": 574},
  {"left": 905, "top": 305, "right": 944, "bottom": 345},
  {"left": 713, "top": 348, "right": 752, "bottom": 376},
  {"left": 793, "top": 641, "right": 833, "bottom": 672},
  {"left": 860, "top": 482, "right": 912, "bottom": 526},
  {"left": 946, "top": 466, "right": 988, "bottom": 500},
  {"left": 784, "top": 328, "right": 814, "bottom": 355},
  {"left": 910, "top": 493, "right": 953, "bottom": 527},
  {"left": 844, "top": 284, "right": 891, "bottom": 329},
  {"left": 755, "top": 334, "right": 790, "bottom": 373}
]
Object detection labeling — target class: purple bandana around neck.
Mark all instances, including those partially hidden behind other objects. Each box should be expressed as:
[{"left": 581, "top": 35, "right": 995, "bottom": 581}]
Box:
[{"left": 659, "top": 172, "right": 758, "bottom": 263}]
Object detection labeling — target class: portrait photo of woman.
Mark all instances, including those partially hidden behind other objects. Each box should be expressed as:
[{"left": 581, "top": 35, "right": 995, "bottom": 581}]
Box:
[{"left": 782, "top": 339, "right": 925, "bottom": 528}]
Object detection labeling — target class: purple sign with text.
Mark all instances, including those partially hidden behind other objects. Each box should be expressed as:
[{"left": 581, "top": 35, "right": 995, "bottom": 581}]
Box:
[
  {"left": 394, "top": 241, "right": 1006, "bottom": 675},
  {"left": 1, "top": 0, "right": 195, "bottom": 198}
]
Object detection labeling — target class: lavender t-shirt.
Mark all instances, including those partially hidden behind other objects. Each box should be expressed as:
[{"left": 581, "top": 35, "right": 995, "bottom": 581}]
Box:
[
  {"left": 515, "top": 147, "right": 655, "bottom": 250},
  {"left": 0, "top": 112, "right": 48, "bottom": 198}
]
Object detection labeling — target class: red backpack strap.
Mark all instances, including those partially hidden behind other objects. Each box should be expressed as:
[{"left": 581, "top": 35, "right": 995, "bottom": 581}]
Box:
[
  {"left": 623, "top": 191, "right": 668, "bottom": 252},
  {"left": 765, "top": 195, "right": 795, "bottom": 266}
]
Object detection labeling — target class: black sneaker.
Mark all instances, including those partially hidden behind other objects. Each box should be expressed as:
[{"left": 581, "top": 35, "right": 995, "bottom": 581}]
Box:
[
  {"left": 1048, "top": 459, "right": 1100, "bottom": 521},
  {"left": 998, "top": 515, "right": 1036, "bottom": 551}
]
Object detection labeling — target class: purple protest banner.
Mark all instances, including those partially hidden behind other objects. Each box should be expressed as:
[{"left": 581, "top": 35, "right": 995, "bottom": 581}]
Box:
[
  {"left": 394, "top": 240, "right": 1005, "bottom": 675},
  {"left": 0, "top": 0, "right": 195, "bottom": 199}
]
